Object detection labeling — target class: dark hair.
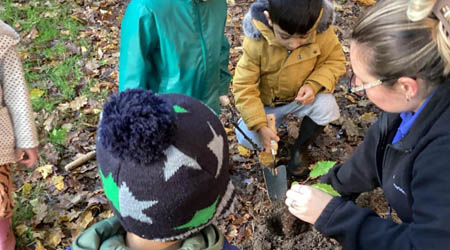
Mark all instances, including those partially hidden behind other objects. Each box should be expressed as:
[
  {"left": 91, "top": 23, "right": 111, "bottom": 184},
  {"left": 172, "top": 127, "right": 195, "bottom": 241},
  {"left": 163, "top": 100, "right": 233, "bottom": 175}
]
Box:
[{"left": 268, "top": 0, "right": 322, "bottom": 35}]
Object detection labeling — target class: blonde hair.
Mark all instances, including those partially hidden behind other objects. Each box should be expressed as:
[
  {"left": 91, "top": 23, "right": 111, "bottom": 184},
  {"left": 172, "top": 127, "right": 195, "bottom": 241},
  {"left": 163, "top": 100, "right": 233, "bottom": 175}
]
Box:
[{"left": 352, "top": 0, "right": 450, "bottom": 89}]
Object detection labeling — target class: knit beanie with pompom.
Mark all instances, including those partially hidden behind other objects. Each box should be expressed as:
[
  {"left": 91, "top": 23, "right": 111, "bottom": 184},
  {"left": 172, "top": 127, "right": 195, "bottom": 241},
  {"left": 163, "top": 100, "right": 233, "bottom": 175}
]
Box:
[{"left": 96, "top": 89, "right": 235, "bottom": 241}]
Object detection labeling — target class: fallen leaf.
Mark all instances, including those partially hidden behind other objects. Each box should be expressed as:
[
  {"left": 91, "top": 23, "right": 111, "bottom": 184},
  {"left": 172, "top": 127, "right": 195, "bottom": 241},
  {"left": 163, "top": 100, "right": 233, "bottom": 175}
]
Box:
[
  {"left": 26, "top": 27, "right": 39, "bottom": 40},
  {"left": 47, "top": 228, "right": 63, "bottom": 248},
  {"left": 258, "top": 151, "right": 273, "bottom": 167},
  {"left": 98, "top": 210, "right": 114, "bottom": 219},
  {"left": 15, "top": 224, "right": 28, "bottom": 236},
  {"left": 224, "top": 127, "right": 234, "bottom": 135},
  {"left": 70, "top": 96, "right": 88, "bottom": 110},
  {"left": 35, "top": 241, "right": 46, "bottom": 250},
  {"left": 342, "top": 118, "right": 363, "bottom": 137},
  {"left": 358, "top": 99, "right": 372, "bottom": 107},
  {"left": 43, "top": 113, "right": 57, "bottom": 132},
  {"left": 287, "top": 121, "right": 299, "bottom": 139},
  {"left": 237, "top": 145, "right": 251, "bottom": 158},
  {"left": 35, "top": 165, "right": 53, "bottom": 179},
  {"left": 345, "top": 95, "right": 356, "bottom": 103},
  {"left": 79, "top": 210, "right": 94, "bottom": 229},
  {"left": 60, "top": 30, "right": 70, "bottom": 36},
  {"left": 359, "top": 112, "right": 378, "bottom": 123},
  {"left": 30, "top": 88, "right": 45, "bottom": 100},
  {"left": 22, "top": 183, "right": 32, "bottom": 195},
  {"left": 31, "top": 200, "right": 48, "bottom": 225},
  {"left": 52, "top": 175, "right": 65, "bottom": 191},
  {"left": 62, "top": 123, "right": 74, "bottom": 131},
  {"left": 57, "top": 102, "right": 70, "bottom": 111},
  {"left": 357, "top": 0, "right": 376, "bottom": 6}
]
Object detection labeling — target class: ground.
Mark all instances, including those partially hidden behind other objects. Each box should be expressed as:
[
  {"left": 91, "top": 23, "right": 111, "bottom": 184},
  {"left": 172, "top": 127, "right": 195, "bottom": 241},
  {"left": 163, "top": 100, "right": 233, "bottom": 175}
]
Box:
[{"left": 1, "top": 0, "right": 390, "bottom": 249}]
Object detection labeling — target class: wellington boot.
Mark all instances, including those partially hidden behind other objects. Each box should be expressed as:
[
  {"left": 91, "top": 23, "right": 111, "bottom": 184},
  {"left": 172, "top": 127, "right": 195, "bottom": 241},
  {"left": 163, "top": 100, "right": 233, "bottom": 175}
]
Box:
[{"left": 287, "top": 116, "right": 324, "bottom": 177}]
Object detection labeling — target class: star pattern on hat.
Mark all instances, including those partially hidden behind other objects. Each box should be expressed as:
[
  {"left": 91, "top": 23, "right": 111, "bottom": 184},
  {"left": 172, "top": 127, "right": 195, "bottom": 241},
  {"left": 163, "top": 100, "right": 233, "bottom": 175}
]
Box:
[
  {"left": 206, "top": 122, "right": 224, "bottom": 178},
  {"left": 163, "top": 145, "right": 202, "bottom": 181},
  {"left": 119, "top": 182, "right": 158, "bottom": 224}
]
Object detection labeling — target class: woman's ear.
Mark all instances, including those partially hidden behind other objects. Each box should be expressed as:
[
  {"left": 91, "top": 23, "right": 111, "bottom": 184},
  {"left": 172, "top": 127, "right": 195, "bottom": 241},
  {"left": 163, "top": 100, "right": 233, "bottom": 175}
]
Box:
[
  {"left": 397, "top": 77, "right": 419, "bottom": 100},
  {"left": 264, "top": 10, "right": 273, "bottom": 27}
]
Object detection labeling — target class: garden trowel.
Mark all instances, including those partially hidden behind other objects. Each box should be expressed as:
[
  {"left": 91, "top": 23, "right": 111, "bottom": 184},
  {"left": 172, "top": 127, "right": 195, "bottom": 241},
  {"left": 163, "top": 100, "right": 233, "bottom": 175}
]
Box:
[
  {"left": 218, "top": 97, "right": 287, "bottom": 203},
  {"left": 263, "top": 114, "right": 287, "bottom": 203}
]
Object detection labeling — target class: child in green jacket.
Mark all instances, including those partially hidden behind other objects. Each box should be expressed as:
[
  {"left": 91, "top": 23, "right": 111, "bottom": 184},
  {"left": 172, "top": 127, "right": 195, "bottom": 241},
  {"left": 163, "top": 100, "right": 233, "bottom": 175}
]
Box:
[
  {"left": 232, "top": 0, "right": 346, "bottom": 176},
  {"left": 119, "top": 0, "right": 231, "bottom": 114},
  {"left": 71, "top": 90, "right": 238, "bottom": 250}
]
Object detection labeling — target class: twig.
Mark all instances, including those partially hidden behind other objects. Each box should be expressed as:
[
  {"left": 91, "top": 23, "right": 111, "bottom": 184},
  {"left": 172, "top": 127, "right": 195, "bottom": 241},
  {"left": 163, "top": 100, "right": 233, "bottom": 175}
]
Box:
[{"left": 64, "top": 151, "right": 96, "bottom": 171}]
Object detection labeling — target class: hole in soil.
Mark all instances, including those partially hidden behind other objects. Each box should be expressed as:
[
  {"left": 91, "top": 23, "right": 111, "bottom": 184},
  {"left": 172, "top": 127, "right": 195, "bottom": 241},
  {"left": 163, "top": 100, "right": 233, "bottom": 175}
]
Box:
[{"left": 266, "top": 213, "right": 284, "bottom": 236}]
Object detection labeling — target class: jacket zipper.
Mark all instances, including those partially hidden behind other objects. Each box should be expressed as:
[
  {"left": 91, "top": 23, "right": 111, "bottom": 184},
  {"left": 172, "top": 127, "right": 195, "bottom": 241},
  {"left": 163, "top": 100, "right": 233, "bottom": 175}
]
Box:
[
  {"left": 273, "top": 50, "right": 292, "bottom": 104},
  {"left": 194, "top": 3, "right": 208, "bottom": 74}
]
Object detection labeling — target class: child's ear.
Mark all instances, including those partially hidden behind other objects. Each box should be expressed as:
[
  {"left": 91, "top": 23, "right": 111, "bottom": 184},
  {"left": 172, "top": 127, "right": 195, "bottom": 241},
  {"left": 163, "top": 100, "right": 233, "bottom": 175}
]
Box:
[{"left": 264, "top": 10, "right": 273, "bottom": 27}]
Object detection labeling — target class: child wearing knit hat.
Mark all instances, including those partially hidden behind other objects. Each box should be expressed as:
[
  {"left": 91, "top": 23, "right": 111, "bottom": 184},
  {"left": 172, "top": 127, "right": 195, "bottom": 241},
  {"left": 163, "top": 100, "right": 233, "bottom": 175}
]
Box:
[{"left": 71, "top": 89, "right": 238, "bottom": 250}]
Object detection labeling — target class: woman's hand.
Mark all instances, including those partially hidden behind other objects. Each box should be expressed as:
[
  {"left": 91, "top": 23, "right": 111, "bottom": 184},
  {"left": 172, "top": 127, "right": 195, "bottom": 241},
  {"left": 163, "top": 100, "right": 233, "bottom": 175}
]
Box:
[
  {"left": 285, "top": 184, "right": 333, "bottom": 224},
  {"left": 257, "top": 126, "right": 280, "bottom": 153},
  {"left": 16, "top": 147, "right": 38, "bottom": 168},
  {"left": 296, "top": 84, "right": 316, "bottom": 105}
]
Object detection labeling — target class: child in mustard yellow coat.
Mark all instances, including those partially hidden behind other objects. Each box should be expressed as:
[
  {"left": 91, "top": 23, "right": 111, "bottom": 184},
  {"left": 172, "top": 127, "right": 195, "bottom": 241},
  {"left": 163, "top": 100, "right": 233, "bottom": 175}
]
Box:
[{"left": 233, "top": 0, "right": 346, "bottom": 176}]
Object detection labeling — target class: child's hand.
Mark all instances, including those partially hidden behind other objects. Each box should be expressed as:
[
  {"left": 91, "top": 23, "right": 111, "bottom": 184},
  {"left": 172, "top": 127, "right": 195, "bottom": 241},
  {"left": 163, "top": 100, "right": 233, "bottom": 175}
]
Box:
[
  {"left": 285, "top": 184, "right": 333, "bottom": 224},
  {"left": 257, "top": 126, "right": 280, "bottom": 153},
  {"left": 16, "top": 147, "right": 38, "bottom": 168},
  {"left": 295, "top": 84, "right": 315, "bottom": 105}
]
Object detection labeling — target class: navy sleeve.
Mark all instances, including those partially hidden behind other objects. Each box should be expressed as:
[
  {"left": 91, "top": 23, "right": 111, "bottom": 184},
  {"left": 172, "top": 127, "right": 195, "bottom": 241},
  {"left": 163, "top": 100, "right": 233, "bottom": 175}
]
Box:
[
  {"left": 223, "top": 237, "right": 239, "bottom": 250},
  {"left": 315, "top": 136, "right": 450, "bottom": 250}
]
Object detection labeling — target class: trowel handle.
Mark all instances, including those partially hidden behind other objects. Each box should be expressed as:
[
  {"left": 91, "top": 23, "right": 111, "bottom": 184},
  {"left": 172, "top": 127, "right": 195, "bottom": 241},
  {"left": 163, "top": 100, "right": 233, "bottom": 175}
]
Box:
[
  {"left": 266, "top": 114, "right": 278, "bottom": 154},
  {"left": 266, "top": 114, "right": 276, "bottom": 132}
]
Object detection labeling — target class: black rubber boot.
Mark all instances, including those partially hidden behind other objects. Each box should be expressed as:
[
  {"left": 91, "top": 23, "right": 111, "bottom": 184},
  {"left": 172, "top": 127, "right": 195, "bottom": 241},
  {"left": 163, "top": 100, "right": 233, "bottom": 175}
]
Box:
[{"left": 287, "top": 116, "right": 324, "bottom": 177}]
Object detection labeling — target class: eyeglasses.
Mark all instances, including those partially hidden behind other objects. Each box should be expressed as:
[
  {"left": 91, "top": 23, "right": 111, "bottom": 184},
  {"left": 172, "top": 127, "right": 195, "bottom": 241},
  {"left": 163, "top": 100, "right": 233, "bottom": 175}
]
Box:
[{"left": 348, "top": 71, "right": 383, "bottom": 96}]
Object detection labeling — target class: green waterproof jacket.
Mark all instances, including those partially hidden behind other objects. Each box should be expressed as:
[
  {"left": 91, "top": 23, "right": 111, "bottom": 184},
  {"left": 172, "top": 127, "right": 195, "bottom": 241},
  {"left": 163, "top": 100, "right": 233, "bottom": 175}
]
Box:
[
  {"left": 119, "top": 0, "right": 231, "bottom": 113},
  {"left": 71, "top": 216, "right": 227, "bottom": 250}
]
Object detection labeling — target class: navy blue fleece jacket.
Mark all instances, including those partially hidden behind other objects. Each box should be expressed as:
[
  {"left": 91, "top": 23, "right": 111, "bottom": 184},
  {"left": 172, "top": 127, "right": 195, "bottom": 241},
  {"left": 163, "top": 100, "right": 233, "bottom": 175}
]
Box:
[{"left": 316, "top": 83, "right": 450, "bottom": 250}]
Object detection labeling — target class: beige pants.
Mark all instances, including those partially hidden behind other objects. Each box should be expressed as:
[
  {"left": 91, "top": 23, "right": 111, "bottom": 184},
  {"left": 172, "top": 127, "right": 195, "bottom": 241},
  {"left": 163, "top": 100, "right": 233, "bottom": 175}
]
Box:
[{"left": 236, "top": 93, "right": 340, "bottom": 150}]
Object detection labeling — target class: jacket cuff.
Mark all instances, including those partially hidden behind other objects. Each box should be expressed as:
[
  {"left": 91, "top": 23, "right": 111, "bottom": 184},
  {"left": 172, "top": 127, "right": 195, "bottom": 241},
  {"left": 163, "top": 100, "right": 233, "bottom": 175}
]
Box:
[
  {"left": 252, "top": 123, "right": 266, "bottom": 132},
  {"left": 245, "top": 115, "right": 267, "bottom": 131},
  {"left": 305, "top": 80, "right": 324, "bottom": 94},
  {"left": 314, "top": 196, "right": 345, "bottom": 235}
]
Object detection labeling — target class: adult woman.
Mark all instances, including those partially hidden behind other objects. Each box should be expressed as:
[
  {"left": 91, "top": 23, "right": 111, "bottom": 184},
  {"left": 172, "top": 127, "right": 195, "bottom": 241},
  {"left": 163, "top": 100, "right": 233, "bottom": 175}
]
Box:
[{"left": 284, "top": 0, "right": 450, "bottom": 249}]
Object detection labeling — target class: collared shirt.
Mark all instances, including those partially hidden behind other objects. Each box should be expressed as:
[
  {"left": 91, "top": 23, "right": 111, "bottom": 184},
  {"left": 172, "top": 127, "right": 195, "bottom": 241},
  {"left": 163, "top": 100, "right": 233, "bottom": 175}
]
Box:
[{"left": 392, "top": 88, "right": 437, "bottom": 144}]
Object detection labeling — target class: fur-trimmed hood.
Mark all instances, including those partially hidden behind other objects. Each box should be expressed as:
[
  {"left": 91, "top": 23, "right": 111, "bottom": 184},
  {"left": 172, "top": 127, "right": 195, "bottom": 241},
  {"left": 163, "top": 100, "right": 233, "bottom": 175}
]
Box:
[
  {"left": 0, "top": 20, "right": 20, "bottom": 47},
  {"left": 243, "top": 0, "right": 335, "bottom": 40}
]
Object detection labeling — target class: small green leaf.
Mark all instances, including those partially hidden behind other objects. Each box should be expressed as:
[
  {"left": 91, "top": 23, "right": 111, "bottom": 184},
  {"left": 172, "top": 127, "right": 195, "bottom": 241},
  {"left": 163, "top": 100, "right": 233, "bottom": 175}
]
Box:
[
  {"left": 311, "top": 183, "right": 340, "bottom": 197},
  {"left": 309, "top": 161, "right": 336, "bottom": 178},
  {"left": 291, "top": 181, "right": 299, "bottom": 188},
  {"left": 48, "top": 128, "right": 67, "bottom": 145},
  {"left": 29, "top": 88, "right": 45, "bottom": 100}
]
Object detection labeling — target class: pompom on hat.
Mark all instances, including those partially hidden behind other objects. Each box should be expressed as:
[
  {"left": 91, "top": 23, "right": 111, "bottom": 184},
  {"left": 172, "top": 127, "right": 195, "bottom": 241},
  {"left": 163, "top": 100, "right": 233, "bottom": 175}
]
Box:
[{"left": 96, "top": 89, "right": 235, "bottom": 241}]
